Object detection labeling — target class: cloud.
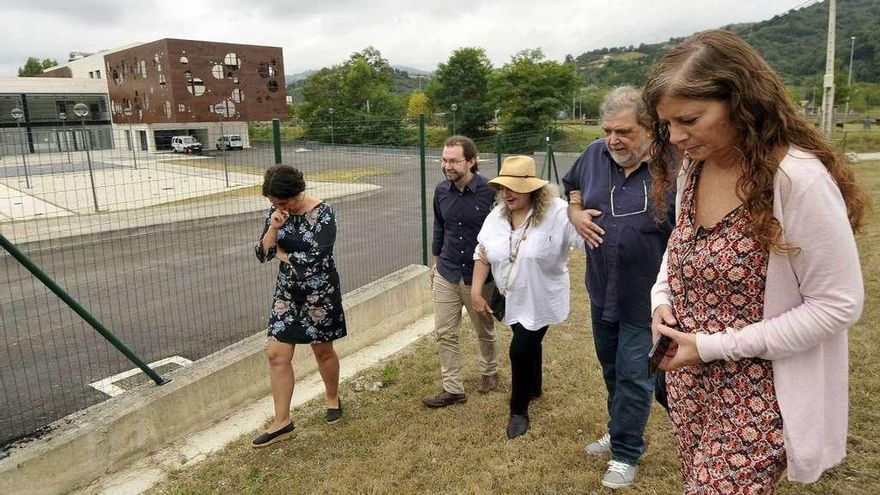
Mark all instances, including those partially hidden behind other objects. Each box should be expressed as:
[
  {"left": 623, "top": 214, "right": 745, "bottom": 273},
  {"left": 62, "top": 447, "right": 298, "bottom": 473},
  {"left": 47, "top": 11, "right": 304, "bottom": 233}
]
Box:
[{"left": 0, "top": 0, "right": 811, "bottom": 77}]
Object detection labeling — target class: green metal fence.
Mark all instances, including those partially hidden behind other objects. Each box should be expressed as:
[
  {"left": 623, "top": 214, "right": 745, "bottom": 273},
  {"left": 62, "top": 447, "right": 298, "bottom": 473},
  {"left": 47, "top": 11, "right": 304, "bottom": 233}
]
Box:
[{"left": 0, "top": 116, "right": 565, "bottom": 449}]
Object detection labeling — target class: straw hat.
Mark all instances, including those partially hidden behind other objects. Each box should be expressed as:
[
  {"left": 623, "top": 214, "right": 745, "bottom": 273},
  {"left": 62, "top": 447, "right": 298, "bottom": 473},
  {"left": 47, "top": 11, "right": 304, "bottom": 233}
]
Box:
[{"left": 488, "top": 155, "right": 549, "bottom": 193}]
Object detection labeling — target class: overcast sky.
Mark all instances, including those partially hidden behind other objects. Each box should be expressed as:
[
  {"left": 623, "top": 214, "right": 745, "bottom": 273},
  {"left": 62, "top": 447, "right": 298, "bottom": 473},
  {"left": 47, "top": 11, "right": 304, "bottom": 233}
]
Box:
[{"left": 0, "top": 0, "right": 815, "bottom": 77}]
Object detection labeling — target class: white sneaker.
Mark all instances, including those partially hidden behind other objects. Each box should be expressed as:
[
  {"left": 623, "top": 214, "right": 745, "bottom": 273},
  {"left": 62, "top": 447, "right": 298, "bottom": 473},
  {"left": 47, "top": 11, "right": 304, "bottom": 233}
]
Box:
[
  {"left": 584, "top": 432, "right": 611, "bottom": 455},
  {"left": 602, "top": 460, "right": 638, "bottom": 489}
]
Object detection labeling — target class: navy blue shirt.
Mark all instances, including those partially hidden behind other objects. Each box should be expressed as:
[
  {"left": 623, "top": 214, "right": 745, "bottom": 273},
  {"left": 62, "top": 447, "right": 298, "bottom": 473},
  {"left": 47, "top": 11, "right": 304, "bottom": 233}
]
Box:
[
  {"left": 432, "top": 173, "right": 495, "bottom": 285},
  {"left": 562, "top": 139, "right": 675, "bottom": 326}
]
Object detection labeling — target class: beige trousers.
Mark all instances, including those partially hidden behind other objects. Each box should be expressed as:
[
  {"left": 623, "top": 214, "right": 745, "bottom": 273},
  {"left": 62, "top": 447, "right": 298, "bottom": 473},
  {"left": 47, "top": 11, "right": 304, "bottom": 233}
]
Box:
[{"left": 432, "top": 274, "right": 498, "bottom": 394}]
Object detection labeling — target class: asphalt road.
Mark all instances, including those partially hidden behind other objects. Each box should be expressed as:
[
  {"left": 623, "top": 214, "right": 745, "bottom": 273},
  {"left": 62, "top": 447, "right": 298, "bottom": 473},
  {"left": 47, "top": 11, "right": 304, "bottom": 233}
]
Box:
[{"left": 0, "top": 143, "right": 583, "bottom": 445}]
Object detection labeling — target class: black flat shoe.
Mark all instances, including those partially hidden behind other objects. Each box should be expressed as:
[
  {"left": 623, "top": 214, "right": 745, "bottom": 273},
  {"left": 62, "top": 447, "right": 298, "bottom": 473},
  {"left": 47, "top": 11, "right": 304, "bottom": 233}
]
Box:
[
  {"left": 506, "top": 414, "right": 529, "bottom": 439},
  {"left": 326, "top": 399, "right": 343, "bottom": 423},
  {"left": 251, "top": 421, "right": 295, "bottom": 448}
]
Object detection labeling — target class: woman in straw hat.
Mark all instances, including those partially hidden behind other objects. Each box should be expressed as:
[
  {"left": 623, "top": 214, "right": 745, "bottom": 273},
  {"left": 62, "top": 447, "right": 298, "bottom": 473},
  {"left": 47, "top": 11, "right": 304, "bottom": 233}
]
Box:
[{"left": 470, "top": 155, "right": 583, "bottom": 439}]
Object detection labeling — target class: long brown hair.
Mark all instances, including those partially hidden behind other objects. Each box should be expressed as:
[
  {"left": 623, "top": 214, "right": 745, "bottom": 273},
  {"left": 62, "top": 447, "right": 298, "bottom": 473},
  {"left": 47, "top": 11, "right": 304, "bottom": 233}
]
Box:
[{"left": 643, "top": 30, "right": 867, "bottom": 251}]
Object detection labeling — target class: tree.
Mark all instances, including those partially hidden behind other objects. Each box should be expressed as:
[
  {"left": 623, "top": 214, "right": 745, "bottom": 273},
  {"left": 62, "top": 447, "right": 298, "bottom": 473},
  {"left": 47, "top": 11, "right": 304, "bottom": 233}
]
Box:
[
  {"left": 406, "top": 91, "right": 431, "bottom": 119},
  {"left": 18, "top": 57, "right": 58, "bottom": 77},
  {"left": 490, "top": 49, "right": 579, "bottom": 135},
  {"left": 428, "top": 47, "right": 494, "bottom": 137},
  {"left": 298, "top": 47, "right": 406, "bottom": 144}
]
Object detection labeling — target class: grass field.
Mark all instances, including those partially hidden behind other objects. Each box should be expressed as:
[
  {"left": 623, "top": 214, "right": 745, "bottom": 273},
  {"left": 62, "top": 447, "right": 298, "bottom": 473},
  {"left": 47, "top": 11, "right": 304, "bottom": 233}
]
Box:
[{"left": 150, "top": 162, "right": 878, "bottom": 494}]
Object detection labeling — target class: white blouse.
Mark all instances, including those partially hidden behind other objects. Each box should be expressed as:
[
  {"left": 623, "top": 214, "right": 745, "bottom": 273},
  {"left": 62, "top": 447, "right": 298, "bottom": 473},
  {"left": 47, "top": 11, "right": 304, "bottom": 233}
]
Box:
[{"left": 475, "top": 197, "right": 583, "bottom": 330}]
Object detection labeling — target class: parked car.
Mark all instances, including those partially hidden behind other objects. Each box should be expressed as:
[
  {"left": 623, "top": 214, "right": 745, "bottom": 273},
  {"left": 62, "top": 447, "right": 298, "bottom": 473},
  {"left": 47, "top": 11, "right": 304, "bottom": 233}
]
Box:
[
  {"left": 216, "top": 134, "right": 244, "bottom": 150},
  {"left": 171, "top": 135, "right": 203, "bottom": 154}
]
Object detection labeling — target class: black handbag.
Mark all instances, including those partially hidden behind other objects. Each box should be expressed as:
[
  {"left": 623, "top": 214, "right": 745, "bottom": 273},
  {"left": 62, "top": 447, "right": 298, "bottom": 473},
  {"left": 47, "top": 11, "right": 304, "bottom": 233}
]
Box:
[{"left": 489, "top": 286, "right": 505, "bottom": 322}]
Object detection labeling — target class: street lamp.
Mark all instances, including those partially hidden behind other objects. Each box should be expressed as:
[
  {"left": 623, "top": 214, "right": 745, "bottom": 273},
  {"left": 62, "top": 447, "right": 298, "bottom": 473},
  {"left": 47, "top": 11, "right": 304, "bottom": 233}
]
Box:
[
  {"left": 328, "top": 107, "right": 335, "bottom": 145},
  {"left": 213, "top": 100, "right": 233, "bottom": 187},
  {"left": 122, "top": 107, "right": 138, "bottom": 169},
  {"left": 10, "top": 108, "right": 31, "bottom": 189},
  {"left": 58, "top": 111, "right": 72, "bottom": 164},
  {"left": 73, "top": 102, "right": 100, "bottom": 212},
  {"left": 845, "top": 36, "right": 856, "bottom": 115},
  {"left": 450, "top": 103, "right": 458, "bottom": 135}
]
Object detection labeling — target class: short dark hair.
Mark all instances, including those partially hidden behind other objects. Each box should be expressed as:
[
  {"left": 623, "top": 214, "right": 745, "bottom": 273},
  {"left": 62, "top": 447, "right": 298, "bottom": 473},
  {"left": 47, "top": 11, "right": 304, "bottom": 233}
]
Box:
[
  {"left": 262, "top": 165, "right": 306, "bottom": 199},
  {"left": 443, "top": 135, "right": 479, "bottom": 172}
]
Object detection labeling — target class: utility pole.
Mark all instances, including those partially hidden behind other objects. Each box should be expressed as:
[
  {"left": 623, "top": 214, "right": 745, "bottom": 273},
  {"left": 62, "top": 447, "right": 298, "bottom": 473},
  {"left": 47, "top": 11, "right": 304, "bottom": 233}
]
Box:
[
  {"left": 819, "top": 0, "right": 836, "bottom": 138},
  {"left": 845, "top": 36, "right": 855, "bottom": 115}
]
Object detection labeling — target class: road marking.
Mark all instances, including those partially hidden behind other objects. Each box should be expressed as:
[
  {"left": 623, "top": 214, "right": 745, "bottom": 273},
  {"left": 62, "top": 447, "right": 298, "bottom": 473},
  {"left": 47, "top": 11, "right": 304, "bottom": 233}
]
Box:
[{"left": 89, "top": 356, "right": 192, "bottom": 397}]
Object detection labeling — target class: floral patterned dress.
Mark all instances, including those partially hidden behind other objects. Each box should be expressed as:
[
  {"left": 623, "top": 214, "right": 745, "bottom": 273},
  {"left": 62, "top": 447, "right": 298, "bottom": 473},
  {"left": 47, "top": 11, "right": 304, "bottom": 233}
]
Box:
[
  {"left": 665, "top": 164, "right": 786, "bottom": 494},
  {"left": 255, "top": 202, "right": 347, "bottom": 344}
]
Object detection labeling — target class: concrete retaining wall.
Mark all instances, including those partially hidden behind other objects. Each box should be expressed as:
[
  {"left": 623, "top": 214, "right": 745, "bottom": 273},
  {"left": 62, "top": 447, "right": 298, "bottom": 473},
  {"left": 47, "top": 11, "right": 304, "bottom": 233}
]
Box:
[{"left": 0, "top": 264, "right": 431, "bottom": 495}]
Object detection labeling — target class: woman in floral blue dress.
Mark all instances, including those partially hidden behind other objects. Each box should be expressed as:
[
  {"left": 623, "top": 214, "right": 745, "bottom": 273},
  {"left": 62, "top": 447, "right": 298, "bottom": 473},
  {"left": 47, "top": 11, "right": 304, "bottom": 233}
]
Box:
[{"left": 252, "top": 165, "right": 347, "bottom": 448}]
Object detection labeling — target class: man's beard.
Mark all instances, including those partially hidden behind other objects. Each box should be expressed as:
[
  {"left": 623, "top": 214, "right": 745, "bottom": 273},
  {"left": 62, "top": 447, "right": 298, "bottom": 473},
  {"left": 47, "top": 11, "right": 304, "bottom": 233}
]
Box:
[
  {"left": 445, "top": 170, "right": 464, "bottom": 182},
  {"left": 609, "top": 143, "right": 648, "bottom": 168}
]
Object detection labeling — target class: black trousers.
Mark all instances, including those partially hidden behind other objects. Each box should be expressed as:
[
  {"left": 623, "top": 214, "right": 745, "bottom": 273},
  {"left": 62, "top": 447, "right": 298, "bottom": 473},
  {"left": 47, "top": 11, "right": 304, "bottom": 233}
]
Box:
[{"left": 509, "top": 323, "right": 548, "bottom": 415}]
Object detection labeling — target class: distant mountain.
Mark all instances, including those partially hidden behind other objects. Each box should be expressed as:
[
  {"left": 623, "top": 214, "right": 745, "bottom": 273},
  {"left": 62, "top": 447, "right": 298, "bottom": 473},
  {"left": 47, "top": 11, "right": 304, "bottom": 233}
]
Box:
[
  {"left": 393, "top": 65, "right": 432, "bottom": 76},
  {"left": 284, "top": 70, "right": 316, "bottom": 84},
  {"left": 285, "top": 65, "right": 429, "bottom": 85},
  {"left": 285, "top": 64, "right": 431, "bottom": 100},
  {"left": 570, "top": 0, "right": 880, "bottom": 87}
]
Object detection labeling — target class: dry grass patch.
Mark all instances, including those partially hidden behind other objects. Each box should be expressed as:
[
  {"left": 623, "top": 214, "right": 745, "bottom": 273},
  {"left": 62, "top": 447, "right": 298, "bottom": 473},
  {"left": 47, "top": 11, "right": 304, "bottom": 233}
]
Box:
[
  {"left": 304, "top": 167, "right": 395, "bottom": 184},
  {"left": 151, "top": 162, "right": 880, "bottom": 495},
  {"left": 159, "top": 158, "right": 265, "bottom": 176}
]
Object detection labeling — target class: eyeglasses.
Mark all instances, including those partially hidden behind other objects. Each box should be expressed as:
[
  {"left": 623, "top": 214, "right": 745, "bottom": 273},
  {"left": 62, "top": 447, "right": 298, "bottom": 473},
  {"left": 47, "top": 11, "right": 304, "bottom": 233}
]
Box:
[
  {"left": 610, "top": 180, "right": 648, "bottom": 217},
  {"left": 438, "top": 158, "right": 466, "bottom": 166}
]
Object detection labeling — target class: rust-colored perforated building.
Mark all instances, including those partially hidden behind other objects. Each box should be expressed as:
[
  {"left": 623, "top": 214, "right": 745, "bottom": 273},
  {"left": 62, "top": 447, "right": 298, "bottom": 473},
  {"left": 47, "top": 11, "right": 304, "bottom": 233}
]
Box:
[{"left": 104, "top": 38, "right": 285, "bottom": 149}]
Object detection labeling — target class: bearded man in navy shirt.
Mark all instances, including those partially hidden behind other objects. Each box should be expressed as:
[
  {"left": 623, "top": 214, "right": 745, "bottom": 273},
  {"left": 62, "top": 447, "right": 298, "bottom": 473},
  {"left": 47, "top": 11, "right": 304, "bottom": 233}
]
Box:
[
  {"left": 563, "top": 87, "right": 675, "bottom": 490},
  {"left": 422, "top": 135, "right": 499, "bottom": 408}
]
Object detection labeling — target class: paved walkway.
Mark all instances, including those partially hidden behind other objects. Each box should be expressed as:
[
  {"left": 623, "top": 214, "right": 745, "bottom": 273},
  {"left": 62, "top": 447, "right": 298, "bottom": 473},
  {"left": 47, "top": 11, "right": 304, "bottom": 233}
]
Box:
[
  {"left": 855, "top": 152, "right": 880, "bottom": 161},
  {"left": 0, "top": 152, "right": 379, "bottom": 247}
]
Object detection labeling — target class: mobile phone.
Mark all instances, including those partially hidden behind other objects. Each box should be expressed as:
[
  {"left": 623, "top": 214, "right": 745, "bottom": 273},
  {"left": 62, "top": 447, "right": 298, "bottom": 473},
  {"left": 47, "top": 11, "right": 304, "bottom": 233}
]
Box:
[{"left": 648, "top": 334, "right": 672, "bottom": 374}]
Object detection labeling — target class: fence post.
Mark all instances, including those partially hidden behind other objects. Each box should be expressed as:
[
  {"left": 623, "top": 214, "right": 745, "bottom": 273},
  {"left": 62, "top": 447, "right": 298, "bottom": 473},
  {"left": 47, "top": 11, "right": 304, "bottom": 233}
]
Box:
[
  {"left": 272, "top": 118, "right": 282, "bottom": 164},
  {"left": 419, "top": 114, "right": 428, "bottom": 266},
  {"left": 0, "top": 233, "right": 170, "bottom": 386},
  {"left": 543, "top": 126, "right": 560, "bottom": 184},
  {"left": 495, "top": 132, "right": 502, "bottom": 174}
]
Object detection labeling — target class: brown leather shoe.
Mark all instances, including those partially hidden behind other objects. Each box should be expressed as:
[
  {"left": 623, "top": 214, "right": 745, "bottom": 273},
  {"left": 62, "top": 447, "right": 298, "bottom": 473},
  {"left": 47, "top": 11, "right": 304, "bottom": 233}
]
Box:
[
  {"left": 422, "top": 390, "right": 467, "bottom": 408},
  {"left": 477, "top": 374, "right": 499, "bottom": 394}
]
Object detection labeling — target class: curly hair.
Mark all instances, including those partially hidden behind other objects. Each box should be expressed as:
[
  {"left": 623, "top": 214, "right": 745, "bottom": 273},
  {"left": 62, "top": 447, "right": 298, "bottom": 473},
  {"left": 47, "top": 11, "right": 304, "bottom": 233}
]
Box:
[
  {"left": 262, "top": 164, "right": 306, "bottom": 199},
  {"left": 498, "top": 183, "right": 559, "bottom": 225},
  {"left": 643, "top": 30, "right": 868, "bottom": 252}
]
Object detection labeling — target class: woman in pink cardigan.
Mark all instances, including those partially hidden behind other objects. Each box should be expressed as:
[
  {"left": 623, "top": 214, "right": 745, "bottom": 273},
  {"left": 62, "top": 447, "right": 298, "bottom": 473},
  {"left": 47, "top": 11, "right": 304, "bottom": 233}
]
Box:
[{"left": 642, "top": 30, "right": 867, "bottom": 494}]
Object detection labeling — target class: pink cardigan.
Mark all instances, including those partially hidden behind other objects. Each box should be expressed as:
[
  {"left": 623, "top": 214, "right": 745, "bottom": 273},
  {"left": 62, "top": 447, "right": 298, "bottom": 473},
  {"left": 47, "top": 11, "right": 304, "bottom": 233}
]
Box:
[{"left": 651, "top": 147, "right": 864, "bottom": 483}]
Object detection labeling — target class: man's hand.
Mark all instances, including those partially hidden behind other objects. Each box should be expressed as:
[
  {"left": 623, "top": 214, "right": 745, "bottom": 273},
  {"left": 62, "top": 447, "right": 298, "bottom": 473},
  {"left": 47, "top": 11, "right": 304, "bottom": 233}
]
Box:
[{"left": 570, "top": 208, "right": 605, "bottom": 248}]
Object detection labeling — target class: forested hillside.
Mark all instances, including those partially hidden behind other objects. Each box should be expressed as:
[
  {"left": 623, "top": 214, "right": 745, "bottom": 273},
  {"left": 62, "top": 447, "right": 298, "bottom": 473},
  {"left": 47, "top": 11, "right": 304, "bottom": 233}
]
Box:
[{"left": 571, "top": 0, "right": 880, "bottom": 87}]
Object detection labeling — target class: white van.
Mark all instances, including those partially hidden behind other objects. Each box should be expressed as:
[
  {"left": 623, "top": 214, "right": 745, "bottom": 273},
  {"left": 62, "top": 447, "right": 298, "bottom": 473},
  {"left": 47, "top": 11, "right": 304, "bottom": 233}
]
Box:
[
  {"left": 216, "top": 134, "right": 244, "bottom": 150},
  {"left": 171, "top": 135, "right": 203, "bottom": 153}
]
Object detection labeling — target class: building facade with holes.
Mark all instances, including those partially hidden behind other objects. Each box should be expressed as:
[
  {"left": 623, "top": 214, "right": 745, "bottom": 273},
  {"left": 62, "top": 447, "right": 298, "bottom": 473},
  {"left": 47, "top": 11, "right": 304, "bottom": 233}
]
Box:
[
  {"left": 4, "top": 38, "right": 286, "bottom": 154},
  {"left": 102, "top": 39, "right": 286, "bottom": 151}
]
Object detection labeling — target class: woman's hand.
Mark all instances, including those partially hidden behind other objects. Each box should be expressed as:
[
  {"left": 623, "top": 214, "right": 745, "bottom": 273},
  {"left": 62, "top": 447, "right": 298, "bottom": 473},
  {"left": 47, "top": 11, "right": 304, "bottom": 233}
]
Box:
[
  {"left": 651, "top": 305, "right": 703, "bottom": 371},
  {"left": 275, "top": 247, "right": 290, "bottom": 263},
  {"left": 270, "top": 209, "right": 289, "bottom": 230},
  {"left": 651, "top": 304, "right": 676, "bottom": 341},
  {"left": 471, "top": 291, "right": 491, "bottom": 316}
]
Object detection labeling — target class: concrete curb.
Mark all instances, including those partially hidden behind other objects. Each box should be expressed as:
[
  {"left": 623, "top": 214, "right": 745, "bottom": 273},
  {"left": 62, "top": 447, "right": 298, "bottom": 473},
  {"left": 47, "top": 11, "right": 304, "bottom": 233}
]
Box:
[
  {"left": 0, "top": 264, "right": 431, "bottom": 495},
  {"left": 3, "top": 186, "right": 382, "bottom": 255}
]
